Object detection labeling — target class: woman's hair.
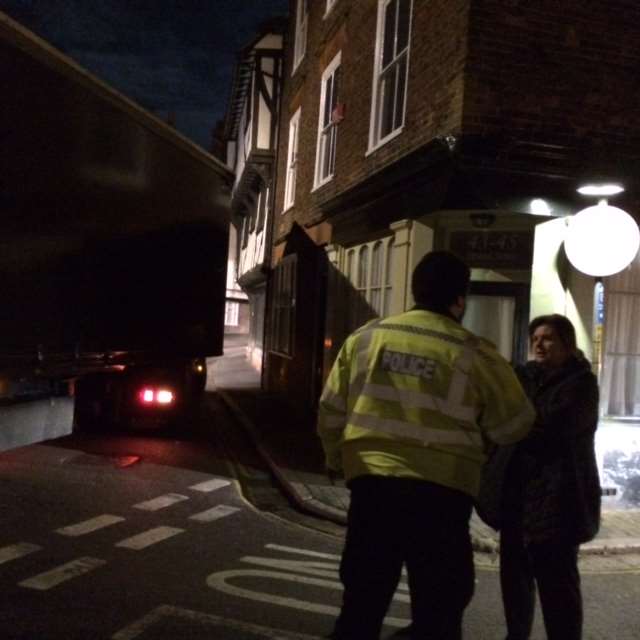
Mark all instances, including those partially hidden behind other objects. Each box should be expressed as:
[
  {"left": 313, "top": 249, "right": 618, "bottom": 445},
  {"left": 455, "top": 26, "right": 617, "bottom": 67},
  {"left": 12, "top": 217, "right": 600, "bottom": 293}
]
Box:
[{"left": 528, "top": 314, "right": 578, "bottom": 354}]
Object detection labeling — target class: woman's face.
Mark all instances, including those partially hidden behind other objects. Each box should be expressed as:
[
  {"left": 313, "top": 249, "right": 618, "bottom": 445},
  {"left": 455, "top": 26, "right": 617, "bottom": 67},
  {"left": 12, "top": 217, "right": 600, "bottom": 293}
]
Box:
[{"left": 530, "top": 324, "right": 571, "bottom": 369}]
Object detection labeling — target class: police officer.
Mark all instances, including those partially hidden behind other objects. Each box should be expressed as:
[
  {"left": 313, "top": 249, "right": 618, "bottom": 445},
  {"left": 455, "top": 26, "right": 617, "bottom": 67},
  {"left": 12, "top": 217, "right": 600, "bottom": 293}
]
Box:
[{"left": 318, "top": 250, "right": 534, "bottom": 640}]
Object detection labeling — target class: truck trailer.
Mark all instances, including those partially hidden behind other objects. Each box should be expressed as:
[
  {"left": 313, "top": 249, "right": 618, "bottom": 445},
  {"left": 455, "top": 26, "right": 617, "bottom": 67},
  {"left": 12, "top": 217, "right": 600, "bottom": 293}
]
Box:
[{"left": 0, "top": 12, "right": 232, "bottom": 448}]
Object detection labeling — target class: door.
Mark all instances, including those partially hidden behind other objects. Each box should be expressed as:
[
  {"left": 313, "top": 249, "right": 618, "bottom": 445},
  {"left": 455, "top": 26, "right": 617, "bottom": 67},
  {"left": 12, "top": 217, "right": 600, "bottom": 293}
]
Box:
[{"left": 462, "top": 282, "right": 530, "bottom": 365}]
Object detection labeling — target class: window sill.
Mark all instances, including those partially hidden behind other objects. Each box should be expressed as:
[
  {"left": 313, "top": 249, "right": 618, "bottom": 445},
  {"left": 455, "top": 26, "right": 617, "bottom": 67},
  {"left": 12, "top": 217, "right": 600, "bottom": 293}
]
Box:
[
  {"left": 311, "top": 175, "right": 335, "bottom": 193},
  {"left": 365, "top": 126, "right": 404, "bottom": 157}
]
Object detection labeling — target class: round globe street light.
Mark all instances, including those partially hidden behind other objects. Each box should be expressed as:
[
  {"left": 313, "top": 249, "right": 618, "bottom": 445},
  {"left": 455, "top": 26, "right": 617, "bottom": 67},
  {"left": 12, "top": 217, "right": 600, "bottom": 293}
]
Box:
[
  {"left": 564, "top": 184, "right": 639, "bottom": 382},
  {"left": 564, "top": 193, "right": 640, "bottom": 277}
]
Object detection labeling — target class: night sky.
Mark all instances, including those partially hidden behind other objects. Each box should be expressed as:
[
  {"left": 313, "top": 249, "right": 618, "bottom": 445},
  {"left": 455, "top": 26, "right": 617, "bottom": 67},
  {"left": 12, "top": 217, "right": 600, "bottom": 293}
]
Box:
[{"left": 0, "top": 0, "right": 289, "bottom": 150}]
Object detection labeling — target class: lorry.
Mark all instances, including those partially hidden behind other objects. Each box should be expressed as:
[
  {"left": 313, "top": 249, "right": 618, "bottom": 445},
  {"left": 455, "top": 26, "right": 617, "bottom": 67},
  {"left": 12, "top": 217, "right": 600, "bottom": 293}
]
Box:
[{"left": 0, "top": 12, "right": 232, "bottom": 449}]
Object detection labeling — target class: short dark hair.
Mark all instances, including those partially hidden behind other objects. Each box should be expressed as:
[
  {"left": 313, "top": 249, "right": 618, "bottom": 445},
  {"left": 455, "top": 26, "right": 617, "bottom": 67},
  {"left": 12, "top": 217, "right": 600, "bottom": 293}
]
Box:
[
  {"left": 528, "top": 314, "right": 577, "bottom": 353},
  {"left": 411, "top": 251, "right": 470, "bottom": 309}
]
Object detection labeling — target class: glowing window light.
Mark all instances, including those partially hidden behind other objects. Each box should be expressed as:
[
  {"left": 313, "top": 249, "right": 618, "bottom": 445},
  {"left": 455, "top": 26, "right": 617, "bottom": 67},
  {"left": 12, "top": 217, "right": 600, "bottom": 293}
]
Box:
[{"left": 564, "top": 200, "right": 640, "bottom": 277}]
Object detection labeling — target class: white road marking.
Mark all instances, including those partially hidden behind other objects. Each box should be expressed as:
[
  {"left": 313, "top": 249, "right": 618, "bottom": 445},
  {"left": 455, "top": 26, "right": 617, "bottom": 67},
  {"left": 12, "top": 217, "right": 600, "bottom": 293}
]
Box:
[
  {"left": 265, "top": 543, "right": 341, "bottom": 561},
  {"left": 55, "top": 514, "right": 125, "bottom": 536},
  {"left": 206, "top": 569, "right": 409, "bottom": 628},
  {"left": 0, "top": 542, "right": 41, "bottom": 565},
  {"left": 189, "top": 478, "right": 231, "bottom": 493},
  {"left": 112, "top": 604, "right": 322, "bottom": 640},
  {"left": 116, "top": 526, "right": 184, "bottom": 550},
  {"left": 189, "top": 504, "right": 240, "bottom": 522},
  {"left": 19, "top": 556, "right": 106, "bottom": 590},
  {"left": 264, "top": 544, "right": 409, "bottom": 592},
  {"left": 132, "top": 493, "right": 188, "bottom": 511},
  {"left": 241, "top": 555, "right": 339, "bottom": 580},
  {"left": 265, "top": 543, "right": 409, "bottom": 583},
  {"left": 206, "top": 543, "right": 411, "bottom": 628}
]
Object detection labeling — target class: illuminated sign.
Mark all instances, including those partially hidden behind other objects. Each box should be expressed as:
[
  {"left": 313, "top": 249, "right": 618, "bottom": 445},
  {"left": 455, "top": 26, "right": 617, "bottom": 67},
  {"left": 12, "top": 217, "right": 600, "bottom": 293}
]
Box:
[{"left": 449, "top": 231, "right": 533, "bottom": 269}]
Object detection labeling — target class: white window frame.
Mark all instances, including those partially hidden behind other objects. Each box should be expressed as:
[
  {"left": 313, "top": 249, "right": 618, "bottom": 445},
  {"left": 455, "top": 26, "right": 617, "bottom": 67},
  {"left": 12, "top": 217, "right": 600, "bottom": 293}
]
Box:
[
  {"left": 284, "top": 108, "right": 301, "bottom": 211},
  {"left": 343, "top": 237, "right": 394, "bottom": 327},
  {"left": 293, "top": 0, "right": 308, "bottom": 73},
  {"left": 314, "top": 51, "right": 341, "bottom": 189},
  {"left": 368, "top": 0, "right": 413, "bottom": 152}
]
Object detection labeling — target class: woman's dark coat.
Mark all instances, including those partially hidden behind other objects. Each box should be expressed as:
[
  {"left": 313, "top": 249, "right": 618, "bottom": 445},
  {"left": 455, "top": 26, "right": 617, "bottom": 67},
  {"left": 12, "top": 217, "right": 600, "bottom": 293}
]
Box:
[{"left": 501, "top": 356, "right": 602, "bottom": 545}]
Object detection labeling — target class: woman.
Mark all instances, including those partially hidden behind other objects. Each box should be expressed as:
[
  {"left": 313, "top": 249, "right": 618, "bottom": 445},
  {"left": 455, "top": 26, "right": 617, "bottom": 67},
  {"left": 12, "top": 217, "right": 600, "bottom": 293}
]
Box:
[{"left": 499, "top": 314, "right": 601, "bottom": 640}]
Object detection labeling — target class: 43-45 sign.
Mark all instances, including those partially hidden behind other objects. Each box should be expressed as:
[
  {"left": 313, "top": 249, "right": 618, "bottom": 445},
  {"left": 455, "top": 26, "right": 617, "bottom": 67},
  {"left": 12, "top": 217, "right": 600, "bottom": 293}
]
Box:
[{"left": 449, "top": 230, "right": 533, "bottom": 269}]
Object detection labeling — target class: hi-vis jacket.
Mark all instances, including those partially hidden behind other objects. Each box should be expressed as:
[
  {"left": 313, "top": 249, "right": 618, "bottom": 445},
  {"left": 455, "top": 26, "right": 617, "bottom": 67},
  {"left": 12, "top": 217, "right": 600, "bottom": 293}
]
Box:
[{"left": 317, "top": 309, "right": 535, "bottom": 498}]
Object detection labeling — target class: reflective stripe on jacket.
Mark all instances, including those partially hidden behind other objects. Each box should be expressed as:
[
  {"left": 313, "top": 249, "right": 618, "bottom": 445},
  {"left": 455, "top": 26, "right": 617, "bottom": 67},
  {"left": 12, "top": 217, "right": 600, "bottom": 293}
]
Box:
[{"left": 317, "top": 309, "right": 534, "bottom": 497}]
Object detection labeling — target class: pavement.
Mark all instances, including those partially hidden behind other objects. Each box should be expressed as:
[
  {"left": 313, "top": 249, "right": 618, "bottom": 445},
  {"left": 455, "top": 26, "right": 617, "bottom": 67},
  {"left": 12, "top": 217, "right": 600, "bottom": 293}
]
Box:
[{"left": 209, "top": 338, "right": 640, "bottom": 556}]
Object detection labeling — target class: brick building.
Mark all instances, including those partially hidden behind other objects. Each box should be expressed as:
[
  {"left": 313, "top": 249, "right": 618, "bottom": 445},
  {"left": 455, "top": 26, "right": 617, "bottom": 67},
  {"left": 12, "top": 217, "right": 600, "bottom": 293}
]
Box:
[{"left": 261, "top": 0, "right": 640, "bottom": 499}]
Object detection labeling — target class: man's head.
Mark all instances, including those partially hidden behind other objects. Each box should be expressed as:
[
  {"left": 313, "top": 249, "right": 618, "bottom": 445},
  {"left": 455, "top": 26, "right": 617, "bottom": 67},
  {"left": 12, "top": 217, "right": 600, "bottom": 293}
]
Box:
[{"left": 411, "top": 251, "right": 471, "bottom": 319}]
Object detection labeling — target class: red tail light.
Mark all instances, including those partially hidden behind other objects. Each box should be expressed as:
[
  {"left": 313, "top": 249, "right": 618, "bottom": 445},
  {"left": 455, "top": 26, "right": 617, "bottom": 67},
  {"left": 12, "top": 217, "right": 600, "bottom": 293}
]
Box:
[{"left": 138, "top": 387, "right": 175, "bottom": 406}]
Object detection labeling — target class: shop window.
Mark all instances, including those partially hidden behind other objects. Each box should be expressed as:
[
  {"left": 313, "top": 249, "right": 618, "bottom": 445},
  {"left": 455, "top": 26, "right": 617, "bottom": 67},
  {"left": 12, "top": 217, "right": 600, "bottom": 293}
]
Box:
[
  {"left": 384, "top": 238, "right": 394, "bottom": 316},
  {"left": 345, "top": 248, "right": 353, "bottom": 282},
  {"left": 601, "top": 254, "right": 640, "bottom": 418},
  {"left": 270, "top": 254, "right": 297, "bottom": 356},
  {"left": 314, "top": 52, "right": 341, "bottom": 188},
  {"left": 370, "top": 241, "right": 384, "bottom": 316},
  {"left": 344, "top": 237, "right": 394, "bottom": 329},
  {"left": 357, "top": 245, "right": 369, "bottom": 290},
  {"left": 369, "top": 0, "right": 412, "bottom": 150}
]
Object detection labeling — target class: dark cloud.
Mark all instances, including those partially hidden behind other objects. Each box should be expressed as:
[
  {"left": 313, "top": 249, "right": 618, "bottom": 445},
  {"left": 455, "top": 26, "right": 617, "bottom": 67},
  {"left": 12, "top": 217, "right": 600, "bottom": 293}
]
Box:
[{"left": 0, "top": 0, "right": 289, "bottom": 149}]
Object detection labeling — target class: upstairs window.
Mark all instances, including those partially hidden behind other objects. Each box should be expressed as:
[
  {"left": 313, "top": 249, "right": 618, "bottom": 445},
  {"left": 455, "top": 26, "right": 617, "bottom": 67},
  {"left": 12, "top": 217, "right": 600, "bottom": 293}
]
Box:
[
  {"left": 370, "top": 0, "right": 412, "bottom": 149},
  {"left": 256, "top": 186, "right": 269, "bottom": 231},
  {"left": 284, "top": 108, "right": 301, "bottom": 211},
  {"left": 248, "top": 193, "right": 257, "bottom": 232},
  {"left": 293, "top": 0, "right": 308, "bottom": 72},
  {"left": 241, "top": 213, "right": 249, "bottom": 249},
  {"left": 314, "top": 52, "right": 341, "bottom": 188}
]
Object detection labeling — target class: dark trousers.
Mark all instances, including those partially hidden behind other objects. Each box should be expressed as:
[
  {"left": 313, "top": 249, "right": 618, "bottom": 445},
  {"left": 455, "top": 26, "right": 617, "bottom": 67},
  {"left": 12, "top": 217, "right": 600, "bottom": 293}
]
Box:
[
  {"left": 500, "top": 516, "right": 582, "bottom": 640},
  {"left": 332, "top": 475, "right": 475, "bottom": 640}
]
